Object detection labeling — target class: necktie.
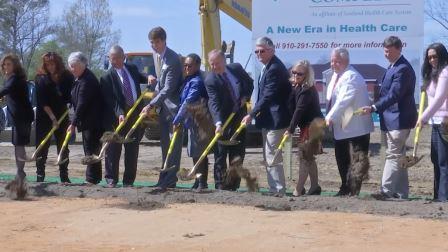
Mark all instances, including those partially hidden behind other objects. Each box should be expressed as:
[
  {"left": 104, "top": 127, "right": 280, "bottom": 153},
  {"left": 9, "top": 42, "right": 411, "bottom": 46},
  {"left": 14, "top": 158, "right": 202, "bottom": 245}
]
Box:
[
  {"left": 222, "top": 72, "right": 238, "bottom": 111},
  {"left": 327, "top": 73, "right": 341, "bottom": 112},
  {"left": 155, "top": 54, "right": 163, "bottom": 78},
  {"left": 120, "top": 68, "right": 134, "bottom": 107}
]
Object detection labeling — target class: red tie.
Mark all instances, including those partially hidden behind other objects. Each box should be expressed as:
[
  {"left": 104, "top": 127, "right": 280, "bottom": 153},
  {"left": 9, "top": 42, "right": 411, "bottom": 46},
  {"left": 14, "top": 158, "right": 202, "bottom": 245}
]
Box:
[{"left": 327, "top": 74, "right": 341, "bottom": 112}]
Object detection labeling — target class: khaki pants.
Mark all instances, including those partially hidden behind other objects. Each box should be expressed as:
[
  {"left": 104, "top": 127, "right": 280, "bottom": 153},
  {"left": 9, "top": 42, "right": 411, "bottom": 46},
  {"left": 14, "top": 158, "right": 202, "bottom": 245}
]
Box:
[{"left": 262, "top": 128, "right": 287, "bottom": 194}]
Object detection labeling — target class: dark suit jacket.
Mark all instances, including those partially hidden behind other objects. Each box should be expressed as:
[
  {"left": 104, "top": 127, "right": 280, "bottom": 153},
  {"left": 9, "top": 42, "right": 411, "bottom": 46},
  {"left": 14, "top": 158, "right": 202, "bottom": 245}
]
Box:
[
  {"left": 100, "top": 63, "right": 146, "bottom": 131},
  {"left": 35, "top": 71, "right": 74, "bottom": 124},
  {"left": 374, "top": 55, "right": 417, "bottom": 131},
  {"left": 71, "top": 68, "right": 104, "bottom": 131},
  {"left": 250, "top": 55, "right": 291, "bottom": 130},
  {"left": 205, "top": 63, "right": 254, "bottom": 137},
  {"left": 150, "top": 47, "right": 183, "bottom": 121},
  {"left": 0, "top": 75, "right": 34, "bottom": 124},
  {"left": 288, "top": 85, "right": 323, "bottom": 134}
]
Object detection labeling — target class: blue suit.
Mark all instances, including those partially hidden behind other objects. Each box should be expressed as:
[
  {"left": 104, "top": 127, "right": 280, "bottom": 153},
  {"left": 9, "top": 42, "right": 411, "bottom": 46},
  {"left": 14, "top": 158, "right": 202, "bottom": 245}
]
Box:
[
  {"left": 374, "top": 55, "right": 417, "bottom": 131},
  {"left": 374, "top": 55, "right": 417, "bottom": 199},
  {"left": 250, "top": 55, "right": 291, "bottom": 130}
]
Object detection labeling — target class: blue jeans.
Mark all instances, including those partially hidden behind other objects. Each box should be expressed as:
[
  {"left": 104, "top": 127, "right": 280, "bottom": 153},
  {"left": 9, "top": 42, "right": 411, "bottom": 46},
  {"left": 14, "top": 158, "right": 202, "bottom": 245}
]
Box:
[{"left": 431, "top": 125, "right": 448, "bottom": 201}]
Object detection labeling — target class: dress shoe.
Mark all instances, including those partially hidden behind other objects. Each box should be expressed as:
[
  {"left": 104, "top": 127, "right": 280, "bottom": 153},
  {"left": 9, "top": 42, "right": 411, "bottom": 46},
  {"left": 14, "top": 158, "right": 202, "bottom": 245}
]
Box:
[
  {"left": 306, "top": 185, "right": 322, "bottom": 195},
  {"left": 262, "top": 191, "right": 285, "bottom": 197},
  {"left": 36, "top": 175, "right": 45, "bottom": 183},
  {"left": 105, "top": 183, "right": 116, "bottom": 188},
  {"left": 150, "top": 186, "right": 167, "bottom": 194},
  {"left": 293, "top": 187, "right": 306, "bottom": 197},
  {"left": 335, "top": 186, "right": 350, "bottom": 196},
  {"left": 60, "top": 172, "right": 71, "bottom": 184}
]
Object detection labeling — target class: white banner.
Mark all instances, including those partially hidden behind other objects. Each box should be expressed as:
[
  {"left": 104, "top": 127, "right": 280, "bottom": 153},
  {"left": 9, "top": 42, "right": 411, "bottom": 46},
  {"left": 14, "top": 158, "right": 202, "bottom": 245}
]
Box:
[{"left": 252, "top": 0, "right": 424, "bottom": 114}]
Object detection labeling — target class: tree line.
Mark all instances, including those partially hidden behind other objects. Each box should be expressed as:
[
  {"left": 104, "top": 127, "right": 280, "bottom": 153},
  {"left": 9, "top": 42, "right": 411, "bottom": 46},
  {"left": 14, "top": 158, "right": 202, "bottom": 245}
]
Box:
[{"left": 0, "top": 0, "right": 120, "bottom": 80}]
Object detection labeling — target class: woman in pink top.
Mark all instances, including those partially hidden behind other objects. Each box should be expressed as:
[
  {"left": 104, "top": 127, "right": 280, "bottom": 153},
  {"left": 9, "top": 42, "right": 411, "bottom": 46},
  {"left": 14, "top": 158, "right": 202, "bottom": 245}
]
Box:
[{"left": 417, "top": 42, "right": 448, "bottom": 202}]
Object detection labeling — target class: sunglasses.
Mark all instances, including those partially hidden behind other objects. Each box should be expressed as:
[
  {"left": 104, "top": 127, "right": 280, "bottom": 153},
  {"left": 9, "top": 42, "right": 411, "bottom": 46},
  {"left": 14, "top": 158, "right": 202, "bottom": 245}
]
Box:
[
  {"left": 428, "top": 55, "right": 438, "bottom": 60},
  {"left": 291, "top": 71, "right": 305, "bottom": 77},
  {"left": 43, "top": 52, "right": 57, "bottom": 61},
  {"left": 254, "top": 49, "right": 267, "bottom": 54}
]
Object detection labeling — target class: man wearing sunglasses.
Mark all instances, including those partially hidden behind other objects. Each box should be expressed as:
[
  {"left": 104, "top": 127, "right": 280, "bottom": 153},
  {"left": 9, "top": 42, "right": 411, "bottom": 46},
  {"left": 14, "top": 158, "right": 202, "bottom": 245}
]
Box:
[
  {"left": 242, "top": 37, "right": 291, "bottom": 196},
  {"left": 325, "top": 47, "right": 373, "bottom": 196}
]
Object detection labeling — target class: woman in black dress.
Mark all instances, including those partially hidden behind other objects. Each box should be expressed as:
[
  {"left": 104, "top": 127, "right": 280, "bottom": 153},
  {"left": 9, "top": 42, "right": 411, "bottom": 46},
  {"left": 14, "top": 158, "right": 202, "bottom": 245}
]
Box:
[
  {"left": 285, "top": 60, "right": 323, "bottom": 197},
  {"left": 35, "top": 52, "right": 74, "bottom": 183},
  {"left": 0, "top": 54, "right": 34, "bottom": 180}
]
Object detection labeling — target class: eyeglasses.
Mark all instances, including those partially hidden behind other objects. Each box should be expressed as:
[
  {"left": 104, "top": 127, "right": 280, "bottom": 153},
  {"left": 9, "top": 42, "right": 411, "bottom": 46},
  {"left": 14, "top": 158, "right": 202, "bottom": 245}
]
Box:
[
  {"left": 428, "top": 55, "right": 438, "bottom": 60},
  {"left": 291, "top": 71, "right": 305, "bottom": 77},
  {"left": 254, "top": 49, "right": 267, "bottom": 54}
]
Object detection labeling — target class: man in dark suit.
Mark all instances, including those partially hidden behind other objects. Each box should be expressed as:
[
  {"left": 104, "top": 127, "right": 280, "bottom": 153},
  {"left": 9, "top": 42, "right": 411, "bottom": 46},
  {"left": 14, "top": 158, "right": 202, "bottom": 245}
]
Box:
[
  {"left": 142, "top": 27, "right": 183, "bottom": 190},
  {"left": 362, "top": 36, "right": 417, "bottom": 199},
  {"left": 205, "top": 49, "right": 254, "bottom": 190},
  {"left": 100, "top": 45, "right": 148, "bottom": 187},
  {"left": 242, "top": 37, "right": 291, "bottom": 196}
]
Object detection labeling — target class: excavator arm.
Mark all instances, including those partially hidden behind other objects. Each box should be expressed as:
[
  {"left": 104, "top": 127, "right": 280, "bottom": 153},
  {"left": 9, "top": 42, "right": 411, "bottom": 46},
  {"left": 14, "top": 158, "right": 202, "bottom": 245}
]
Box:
[{"left": 199, "top": 0, "right": 251, "bottom": 69}]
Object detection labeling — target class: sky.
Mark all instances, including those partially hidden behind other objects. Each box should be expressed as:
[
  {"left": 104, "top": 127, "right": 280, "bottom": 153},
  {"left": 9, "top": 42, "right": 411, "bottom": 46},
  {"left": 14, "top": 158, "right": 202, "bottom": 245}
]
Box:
[
  {"left": 50, "top": 0, "right": 446, "bottom": 71},
  {"left": 50, "top": 0, "right": 253, "bottom": 68}
]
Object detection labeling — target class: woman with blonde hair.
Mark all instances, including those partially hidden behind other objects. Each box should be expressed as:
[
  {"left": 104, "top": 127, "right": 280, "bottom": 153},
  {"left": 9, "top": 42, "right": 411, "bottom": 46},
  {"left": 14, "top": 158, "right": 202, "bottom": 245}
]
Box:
[{"left": 285, "top": 60, "right": 323, "bottom": 196}]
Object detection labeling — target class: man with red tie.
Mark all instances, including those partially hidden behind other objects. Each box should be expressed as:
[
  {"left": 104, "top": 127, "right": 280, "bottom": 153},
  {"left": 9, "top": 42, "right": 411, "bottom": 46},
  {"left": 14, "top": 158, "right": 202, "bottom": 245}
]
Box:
[{"left": 325, "top": 47, "right": 373, "bottom": 196}]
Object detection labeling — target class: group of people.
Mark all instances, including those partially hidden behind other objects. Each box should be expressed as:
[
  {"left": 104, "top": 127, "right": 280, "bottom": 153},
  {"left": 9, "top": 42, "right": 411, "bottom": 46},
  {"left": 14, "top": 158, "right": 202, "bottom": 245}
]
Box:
[{"left": 1, "top": 27, "right": 447, "bottom": 201}]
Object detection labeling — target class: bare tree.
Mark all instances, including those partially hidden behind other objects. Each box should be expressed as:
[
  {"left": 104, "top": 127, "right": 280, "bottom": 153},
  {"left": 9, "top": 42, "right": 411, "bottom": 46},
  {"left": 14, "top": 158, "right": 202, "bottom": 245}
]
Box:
[
  {"left": 56, "top": 0, "right": 120, "bottom": 71},
  {"left": 425, "top": 0, "right": 448, "bottom": 31},
  {"left": 0, "top": 0, "right": 53, "bottom": 74}
]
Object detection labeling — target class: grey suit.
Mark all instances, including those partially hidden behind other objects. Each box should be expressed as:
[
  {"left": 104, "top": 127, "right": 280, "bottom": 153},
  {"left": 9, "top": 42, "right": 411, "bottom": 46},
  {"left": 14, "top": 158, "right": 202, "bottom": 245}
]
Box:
[{"left": 150, "top": 47, "right": 183, "bottom": 188}]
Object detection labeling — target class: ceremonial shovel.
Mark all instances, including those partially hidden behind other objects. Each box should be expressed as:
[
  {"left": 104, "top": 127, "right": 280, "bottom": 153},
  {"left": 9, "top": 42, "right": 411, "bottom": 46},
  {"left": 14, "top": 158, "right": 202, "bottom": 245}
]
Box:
[
  {"left": 55, "top": 131, "right": 72, "bottom": 165},
  {"left": 267, "top": 134, "right": 289, "bottom": 166},
  {"left": 217, "top": 123, "right": 246, "bottom": 146},
  {"left": 81, "top": 91, "right": 154, "bottom": 165},
  {"left": 19, "top": 110, "right": 69, "bottom": 162},
  {"left": 177, "top": 112, "right": 236, "bottom": 180},
  {"left": 402, "top": 91, "right": 426, "bottom": 168},
  {"left": 160, "top": 126, "right": 181, "bottom": 172}
]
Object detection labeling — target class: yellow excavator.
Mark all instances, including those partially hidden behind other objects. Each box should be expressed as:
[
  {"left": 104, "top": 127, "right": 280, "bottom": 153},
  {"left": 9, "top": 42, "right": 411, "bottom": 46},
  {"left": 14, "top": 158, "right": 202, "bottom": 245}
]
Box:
[{"left": 199, "top": 0, "right": 251, "bottom": 69}]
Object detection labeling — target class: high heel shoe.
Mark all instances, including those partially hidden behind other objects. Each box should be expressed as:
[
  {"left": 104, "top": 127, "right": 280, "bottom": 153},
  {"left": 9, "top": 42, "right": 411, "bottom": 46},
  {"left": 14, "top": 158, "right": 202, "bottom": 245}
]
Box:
[
  {"left": 306, "top": 185, "right": 321, "bottom": 195},
  {"left": 293, "top": 187, "right": 306, "bottom": 197}
]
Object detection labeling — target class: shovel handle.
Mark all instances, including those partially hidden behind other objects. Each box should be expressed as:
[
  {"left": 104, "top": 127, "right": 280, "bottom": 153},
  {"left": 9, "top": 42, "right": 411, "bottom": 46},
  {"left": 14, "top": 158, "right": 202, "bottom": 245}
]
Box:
[
  {"left": 161, "top": 127, "right": 181, "bottom": 171},
  {"left": 33, "top": 110, "right": 69, "bottom": 159},
  {"left": 187, "top": 112, "right": 236, "bottom": 177},
  {"left": 61, "top": 131, "right": 73, "bottom": 149},
  {"left": 414, "top": 91, "right": 426, "bottom": 145},
  {"left": 116, "top": 91, "right": 154, "bottom": 133},
  {"left": 277, "top": 134, "right": 289, "bottom": 150},
  {"left": 57, "top": 131, "right": 72, "bottom": 162},
  {"left": 229, "top": 123, "right": 246, "bottom": 142},
  {"left": 124, "top": 113, "right": 146, "bottom": 140}
]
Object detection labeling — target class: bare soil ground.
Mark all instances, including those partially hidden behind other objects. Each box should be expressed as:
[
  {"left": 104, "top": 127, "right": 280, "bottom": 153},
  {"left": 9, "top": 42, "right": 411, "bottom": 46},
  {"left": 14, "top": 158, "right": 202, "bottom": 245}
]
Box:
[{"left": 0, "top": 127, "right": 447, "bottom": 251}]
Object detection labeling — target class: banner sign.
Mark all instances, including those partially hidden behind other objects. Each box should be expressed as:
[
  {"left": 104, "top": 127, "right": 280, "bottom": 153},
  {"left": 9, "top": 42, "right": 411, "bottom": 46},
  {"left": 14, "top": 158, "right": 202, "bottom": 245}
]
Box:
[{"left": 252, "top": 0, "right": 424, "bottom": 111}]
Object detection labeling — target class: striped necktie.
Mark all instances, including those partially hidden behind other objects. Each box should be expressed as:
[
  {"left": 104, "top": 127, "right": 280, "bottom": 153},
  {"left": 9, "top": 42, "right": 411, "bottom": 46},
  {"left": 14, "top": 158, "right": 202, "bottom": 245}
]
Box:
[{"left": 120, "top": 68, "right": 134, "bottom": 107}]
